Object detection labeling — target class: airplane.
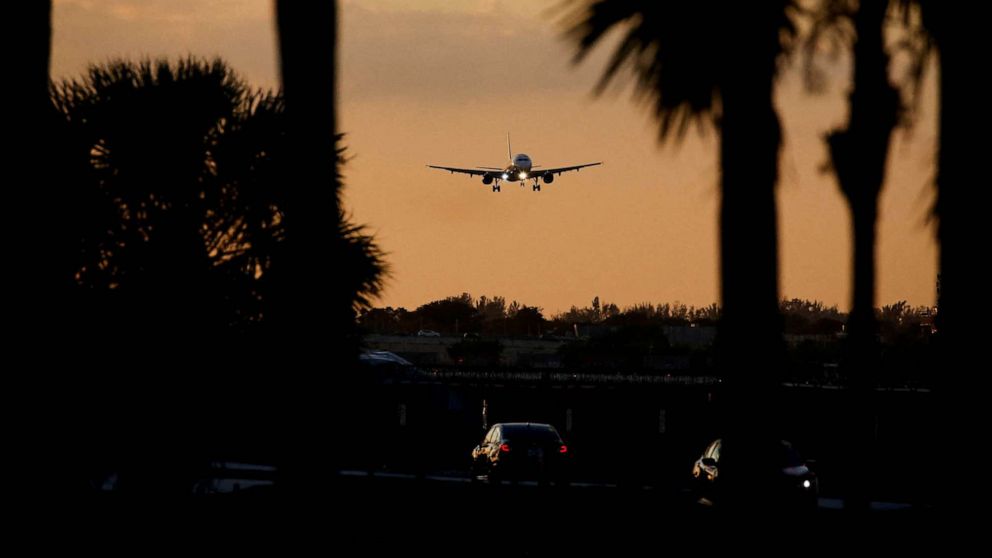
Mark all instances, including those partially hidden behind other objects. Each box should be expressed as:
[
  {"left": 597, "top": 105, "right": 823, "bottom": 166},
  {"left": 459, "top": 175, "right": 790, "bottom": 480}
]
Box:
[{"left": 427, "top": 134, "right": 602, "bottom": 192}]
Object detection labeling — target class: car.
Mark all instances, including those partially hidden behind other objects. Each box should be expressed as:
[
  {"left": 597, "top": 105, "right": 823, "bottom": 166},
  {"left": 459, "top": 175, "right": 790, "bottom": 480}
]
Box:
[
  {"left": 192, "top": 461, "right": 277, "bottom": 495},
  {"left": 471, "top": 422, "right": 570, "bottom": 485},
  {"left": 691, "top": 438, "right": 818, "bottom": 509},
  {"left": 359, "top": 350, "right": 420, "bottom": 379},
  {"left": 416, "top": 329, "right": 441, "bottom": 337}
]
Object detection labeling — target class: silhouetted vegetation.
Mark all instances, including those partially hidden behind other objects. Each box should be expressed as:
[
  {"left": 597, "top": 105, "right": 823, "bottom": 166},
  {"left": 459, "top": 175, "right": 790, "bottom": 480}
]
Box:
[
  {"left": 361, "top": 294, "right": 723, "bottom": 336},
  {"left": 49, "top": 56, "right": 384, "bottom": 492},
  {"left": 916, "top": 0, "right": 981, "bottom": 512},
  {"left": 780, "top": 298, "right": 844, "bottom": 335},
  {"left": 361, "top": 293, "right": 933, "bottom": 383},
  {"left": 564, "top": 0, "right": 799, "bottom": 509},
  {"left": 805, "top": 0, "right": 902, "bottom": 510},
  {"left": 17, "top": 0, "right": 58, "bottom": 495},
  {"left": 51, "top": 58, "right": 384, "bottom": 338}
]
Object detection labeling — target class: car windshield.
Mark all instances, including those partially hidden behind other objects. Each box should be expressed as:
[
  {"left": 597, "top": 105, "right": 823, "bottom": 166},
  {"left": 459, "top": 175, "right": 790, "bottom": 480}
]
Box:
[{"left": 501, "top": 424, "right": 561, "bottom": 443}]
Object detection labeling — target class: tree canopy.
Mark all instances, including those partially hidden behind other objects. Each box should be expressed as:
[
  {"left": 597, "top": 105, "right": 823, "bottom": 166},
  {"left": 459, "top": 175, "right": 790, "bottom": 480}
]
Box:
[{"left": 51, "top": 57, "right": 385, "bottom": 345}]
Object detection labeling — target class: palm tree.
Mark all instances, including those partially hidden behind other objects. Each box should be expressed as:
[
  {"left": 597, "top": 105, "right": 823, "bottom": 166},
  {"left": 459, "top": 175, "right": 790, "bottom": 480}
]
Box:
[
  {"left": 274, "top": 0, "right": 343, "bottom": 337},
  {"left": 807, "top": 0, "right": 901, "bottom": 510},
  {"left": 13, "top": 2, "right": 55, "bottom": 346},
  {"left": 916, "top": 0, "right": 981, "bottom": 512},
  {"left": 274, "top": 0, "right": 351, "bottom": 492},
  {"left": 564, "top": 0, "right": 796, "bottom": 509},
  {"left": 53, "top": 59, "right": 274, "bottom": 346},
  {"left": 52, "top": 57, "right": 386, "bottom": 491},
  {"left": 812, "top": 0, "right": 977, "bottom": 512},
  {"left": 15, "top": 0, "right": 62, "bottom": 494}
]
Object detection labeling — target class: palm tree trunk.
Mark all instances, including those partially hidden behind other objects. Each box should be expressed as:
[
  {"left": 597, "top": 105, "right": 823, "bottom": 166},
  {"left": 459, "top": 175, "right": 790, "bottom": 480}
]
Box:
[
  {"left": 923, "top": 1, "right": 981, "bottom": 512},
  {"left": 14, "top": 1, "right": 59, "bottom": 491},
  {"left": 275, "top": 0, "right": 341, "bottom": 493},
  {"left": 13, "top": 2, "right": 53, "bottom": 328},
  {"left": 716, "top": 44, "right": 786, "bottom": 512},
  {"left": 843, "top": 201, "right": 880, "bottom": 511},
  {"left": 825, "top": 0, "right": 899, "bottom": 511},
  {"left": 276, "top": 1, "right": 340, "bottom": 268}
]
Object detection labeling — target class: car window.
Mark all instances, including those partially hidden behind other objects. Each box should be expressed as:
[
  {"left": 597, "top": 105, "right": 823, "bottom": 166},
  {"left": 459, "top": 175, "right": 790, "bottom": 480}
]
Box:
[{"left": 501, "top": 424, "right": 562, "bottom": 443}]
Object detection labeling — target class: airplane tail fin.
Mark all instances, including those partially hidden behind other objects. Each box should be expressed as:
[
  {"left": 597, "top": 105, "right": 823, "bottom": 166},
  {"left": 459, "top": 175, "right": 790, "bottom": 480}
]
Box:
[{"left": 507, "top": 132, "right": 512, "bottom": 162}]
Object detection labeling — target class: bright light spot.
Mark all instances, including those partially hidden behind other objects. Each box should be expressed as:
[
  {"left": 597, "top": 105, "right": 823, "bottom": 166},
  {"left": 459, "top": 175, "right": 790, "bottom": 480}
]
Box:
[
  {"left": 520, "top": 172, "right": 527, "bottom": 179},
  {"left": 502, "top": 173, "right": 509, "bottom": 180},
  {"left": 803, "top": 480, "right": 811, "bottom": 489}
]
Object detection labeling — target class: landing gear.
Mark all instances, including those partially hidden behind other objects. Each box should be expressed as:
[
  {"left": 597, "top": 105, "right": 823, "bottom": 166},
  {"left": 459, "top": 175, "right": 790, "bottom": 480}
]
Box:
[
  {"left": 532, "top": 182, "right": 541, "bottom": 192},
  {"left": 492, "top": 181, "right": 501, "bottom": 192}
]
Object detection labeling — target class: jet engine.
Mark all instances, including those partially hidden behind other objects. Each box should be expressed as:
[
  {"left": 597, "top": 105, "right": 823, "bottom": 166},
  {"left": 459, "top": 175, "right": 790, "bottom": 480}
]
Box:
[
  {"left": 542, "top": 172, "right": 554, "bottom": 184},
  {"left": 482, "top": 173, "right": 494, "bottom": 185}
]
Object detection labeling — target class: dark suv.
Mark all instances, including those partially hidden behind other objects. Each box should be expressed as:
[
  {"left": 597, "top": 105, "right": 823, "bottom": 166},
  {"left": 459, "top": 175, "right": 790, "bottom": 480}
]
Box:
[
  {"left": 471, "top": 423, "right": 570, "bottom": 484},
  {"left": 691, "top": 438, "right": 818, "bottom": 509}
]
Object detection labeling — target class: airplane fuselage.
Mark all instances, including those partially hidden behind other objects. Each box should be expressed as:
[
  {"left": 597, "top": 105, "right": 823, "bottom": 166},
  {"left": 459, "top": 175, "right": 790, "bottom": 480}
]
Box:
[{"left": 499, "top": 153, "right": 533, "bottom": 182}]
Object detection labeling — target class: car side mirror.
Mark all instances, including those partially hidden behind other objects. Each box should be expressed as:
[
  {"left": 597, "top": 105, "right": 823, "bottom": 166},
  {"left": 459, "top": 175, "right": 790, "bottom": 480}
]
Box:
[{"left": 701, "top": 457, "right": 717, "bottom": 467}]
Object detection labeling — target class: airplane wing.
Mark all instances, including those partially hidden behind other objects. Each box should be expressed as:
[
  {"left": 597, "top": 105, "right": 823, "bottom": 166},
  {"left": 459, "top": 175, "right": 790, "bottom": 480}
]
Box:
[
  {"left": 427, "top": 165, "right": 492, "bottom": 177},
  {"left": 535, "top": 162, "right": 602, "bottom": 176}
]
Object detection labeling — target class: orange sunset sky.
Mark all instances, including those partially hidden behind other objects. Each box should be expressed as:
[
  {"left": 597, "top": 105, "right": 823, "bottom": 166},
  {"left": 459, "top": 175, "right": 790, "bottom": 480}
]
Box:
[{"left": 51, "top": 0, "right": 938, "bottom": 314}]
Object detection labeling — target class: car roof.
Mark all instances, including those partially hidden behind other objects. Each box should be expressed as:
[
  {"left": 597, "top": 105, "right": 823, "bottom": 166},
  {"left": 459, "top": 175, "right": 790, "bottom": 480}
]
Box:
[
  {"left": 708, "top": 438, "right": 795, "bottom": 447},
  {"left": 495, "top": 422, "right": 559, "bottom": 431},
  {"left": 359, "top": 350, "right": 413, "bottom": 366}
]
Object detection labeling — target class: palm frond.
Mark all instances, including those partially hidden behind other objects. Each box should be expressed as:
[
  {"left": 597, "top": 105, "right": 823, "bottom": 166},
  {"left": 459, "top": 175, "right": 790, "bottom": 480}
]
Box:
[{"left": 562, "top": 0, "right": 797, "bottom": 141}]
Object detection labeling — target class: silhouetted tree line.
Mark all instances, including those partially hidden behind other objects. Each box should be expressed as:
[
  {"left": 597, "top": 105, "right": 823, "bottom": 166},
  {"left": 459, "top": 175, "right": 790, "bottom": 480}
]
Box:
[
  {"left": 362, "top": 293, "right": 931, "bottom": 338},
  {"left": 359, "top": 292, "right": 545, "bottom": 337},
  {"left": 363, "top": 291, "right": 932, "bottom": 379},
  {"left": 359, "top": 293, "right": 680, "bottom": 337}
]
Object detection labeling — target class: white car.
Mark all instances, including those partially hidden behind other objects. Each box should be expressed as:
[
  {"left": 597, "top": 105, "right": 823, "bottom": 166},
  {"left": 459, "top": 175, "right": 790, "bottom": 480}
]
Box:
[{"left": 417, "top": 329, "right": 441, "bottom": 337}]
